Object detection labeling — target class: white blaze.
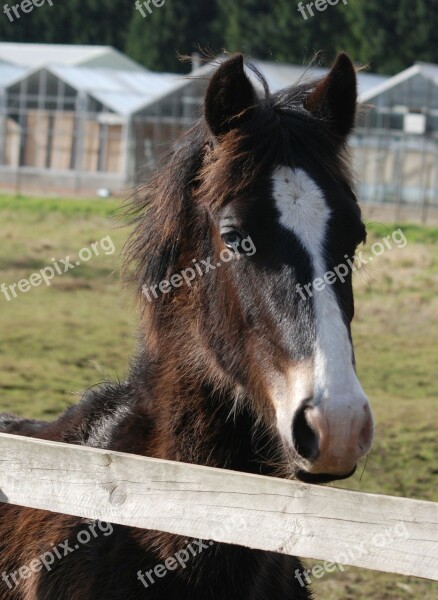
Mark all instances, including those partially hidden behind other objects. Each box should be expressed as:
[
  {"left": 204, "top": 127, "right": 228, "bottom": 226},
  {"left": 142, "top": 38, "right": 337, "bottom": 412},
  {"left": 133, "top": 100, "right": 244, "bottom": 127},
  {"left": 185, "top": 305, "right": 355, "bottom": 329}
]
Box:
[{"left": 271, "top": 166, "right": 370, "bottom": 460}]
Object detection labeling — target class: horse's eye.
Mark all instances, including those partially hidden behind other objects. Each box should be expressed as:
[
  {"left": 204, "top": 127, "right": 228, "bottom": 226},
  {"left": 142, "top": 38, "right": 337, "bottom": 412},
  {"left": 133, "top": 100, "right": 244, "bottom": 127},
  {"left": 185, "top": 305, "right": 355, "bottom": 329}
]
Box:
[{"left": 221, "top": 231, "right": 243, "bottom": 249}]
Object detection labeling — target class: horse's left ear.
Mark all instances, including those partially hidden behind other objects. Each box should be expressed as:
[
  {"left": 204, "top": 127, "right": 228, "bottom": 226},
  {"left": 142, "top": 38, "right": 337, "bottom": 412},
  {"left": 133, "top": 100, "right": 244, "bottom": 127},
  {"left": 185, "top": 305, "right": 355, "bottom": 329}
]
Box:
[
  {"left": 205, "top": 54, "right": 257, "bottom": 138},
  {"left": 304, "top": 53, "right": 357, "bottom": 138}
]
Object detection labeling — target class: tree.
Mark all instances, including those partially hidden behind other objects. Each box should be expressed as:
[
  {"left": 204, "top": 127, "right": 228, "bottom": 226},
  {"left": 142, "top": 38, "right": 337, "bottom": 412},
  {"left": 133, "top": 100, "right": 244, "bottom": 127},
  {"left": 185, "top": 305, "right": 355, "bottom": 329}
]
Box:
[
  {"left": 1, "top": 0, "right": 437, "bottom": 76},
  {"left": 125, "top": 0, "right": 221, "bottom": 73},
  {"left": 0, "top": 1, "right": 133, "bottom": 51},
  {"left": 349, "top": 0, "right": 437, "bottom": 74},
  {"left": 217, "top": 0, "right": 359, "bottom": 68}
]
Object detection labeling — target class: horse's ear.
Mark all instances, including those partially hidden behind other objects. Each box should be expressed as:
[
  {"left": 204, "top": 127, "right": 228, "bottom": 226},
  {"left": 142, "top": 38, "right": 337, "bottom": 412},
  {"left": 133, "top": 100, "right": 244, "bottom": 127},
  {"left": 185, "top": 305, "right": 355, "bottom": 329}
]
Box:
[
  {"left": 304, "top": 53, "right": 357, "bottom": 138},
  {"left": 205, "top": 54, "right": 256, "bottom": 138}
]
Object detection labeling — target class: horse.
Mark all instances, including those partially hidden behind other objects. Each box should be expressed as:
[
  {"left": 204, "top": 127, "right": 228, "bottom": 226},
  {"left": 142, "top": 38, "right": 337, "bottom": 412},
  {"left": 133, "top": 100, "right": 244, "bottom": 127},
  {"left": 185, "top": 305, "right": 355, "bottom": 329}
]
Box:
[{"left": 0, "top": 52, "right": 373, "bottom": 599}]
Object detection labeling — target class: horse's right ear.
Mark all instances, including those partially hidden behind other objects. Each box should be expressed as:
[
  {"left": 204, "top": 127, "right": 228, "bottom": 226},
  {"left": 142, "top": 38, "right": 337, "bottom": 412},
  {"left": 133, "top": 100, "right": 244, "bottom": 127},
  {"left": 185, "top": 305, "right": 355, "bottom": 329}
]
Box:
[
  {"left": 304, "top": 53, "right": 357, "bottom": 138},
  {"left": 205, "top": 54, "right": 256, "bottom": 138}
]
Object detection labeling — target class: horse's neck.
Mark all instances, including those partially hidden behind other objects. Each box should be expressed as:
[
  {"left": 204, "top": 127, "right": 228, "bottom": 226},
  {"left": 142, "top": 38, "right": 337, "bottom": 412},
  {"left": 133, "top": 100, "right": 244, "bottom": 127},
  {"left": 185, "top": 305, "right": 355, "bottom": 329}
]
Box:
[{"left": 132, "top": 352, "right": 269, "bottom": 475}]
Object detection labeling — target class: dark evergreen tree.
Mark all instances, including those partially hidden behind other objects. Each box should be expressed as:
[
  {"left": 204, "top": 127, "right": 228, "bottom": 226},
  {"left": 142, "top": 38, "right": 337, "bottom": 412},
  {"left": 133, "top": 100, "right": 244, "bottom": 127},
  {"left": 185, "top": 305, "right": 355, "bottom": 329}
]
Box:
[
  {"left": 350, "top": 0, "right": 437, "bottom": 73},
  {"left": 0, "top": 1, "right": 133, "bottom": 51},
  {"left": 125, "top": 0, "right": 221, "bottom": 73},
  {"left": 217, "top": 0, "right": 359, "bottom": 68},
  {"left": 0, "top": 0, "right": 437, "bottom": 75}
]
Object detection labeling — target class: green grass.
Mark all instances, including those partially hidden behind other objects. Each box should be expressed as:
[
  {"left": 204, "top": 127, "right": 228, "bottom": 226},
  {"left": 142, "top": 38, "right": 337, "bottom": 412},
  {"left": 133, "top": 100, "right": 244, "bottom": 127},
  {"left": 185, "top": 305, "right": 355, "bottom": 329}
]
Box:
[
  {"left": 0, "top": 194, "right": 135, "bottom": 417},
  {"left": 365, "top": 221, "right": 438, "bottom": 244},
  {"left": 0, "top": 194, "right": 437, "bottom": 599},
  {"left": 0, "top": 194, "right": 122, "bottom": 217}
]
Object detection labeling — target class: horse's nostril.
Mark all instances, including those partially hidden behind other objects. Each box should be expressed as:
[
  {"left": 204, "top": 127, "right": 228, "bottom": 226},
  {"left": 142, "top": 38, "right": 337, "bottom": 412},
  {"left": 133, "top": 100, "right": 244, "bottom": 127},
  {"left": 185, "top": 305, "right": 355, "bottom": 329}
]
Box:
[
  {"left": 291, "top": 404, "right": 319, "bottom": 460},
  {"left": 358, "top": 404, "right": 374, "bottom": 454}
]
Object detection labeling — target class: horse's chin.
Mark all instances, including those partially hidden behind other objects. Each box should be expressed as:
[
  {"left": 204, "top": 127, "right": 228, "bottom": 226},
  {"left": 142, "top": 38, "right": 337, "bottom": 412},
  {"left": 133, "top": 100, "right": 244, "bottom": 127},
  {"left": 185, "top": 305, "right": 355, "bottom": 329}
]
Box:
[{"left": 295, "top": 465, "right": 357, "bottom": 485}]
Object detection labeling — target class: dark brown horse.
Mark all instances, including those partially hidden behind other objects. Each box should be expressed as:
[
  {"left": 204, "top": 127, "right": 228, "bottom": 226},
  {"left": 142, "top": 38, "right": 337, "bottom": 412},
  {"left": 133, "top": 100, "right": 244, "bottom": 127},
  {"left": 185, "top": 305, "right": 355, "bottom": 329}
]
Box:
[{"left": 0, "top": 53, "right": 373, "bottom": 599}]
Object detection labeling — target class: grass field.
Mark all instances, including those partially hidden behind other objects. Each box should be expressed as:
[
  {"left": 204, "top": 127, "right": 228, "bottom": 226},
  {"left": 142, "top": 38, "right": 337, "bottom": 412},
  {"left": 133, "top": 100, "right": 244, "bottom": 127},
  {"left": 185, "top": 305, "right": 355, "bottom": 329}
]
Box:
[{"left": 0, "top": 193, "right": 437, "bottom": 599}]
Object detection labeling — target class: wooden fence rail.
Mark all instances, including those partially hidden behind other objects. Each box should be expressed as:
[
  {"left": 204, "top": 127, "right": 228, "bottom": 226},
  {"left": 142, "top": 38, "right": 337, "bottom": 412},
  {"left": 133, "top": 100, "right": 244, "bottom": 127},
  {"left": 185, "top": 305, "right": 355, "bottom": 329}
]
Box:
[{"left": 0, "top": 433, "right": 437, "bottom": 580}]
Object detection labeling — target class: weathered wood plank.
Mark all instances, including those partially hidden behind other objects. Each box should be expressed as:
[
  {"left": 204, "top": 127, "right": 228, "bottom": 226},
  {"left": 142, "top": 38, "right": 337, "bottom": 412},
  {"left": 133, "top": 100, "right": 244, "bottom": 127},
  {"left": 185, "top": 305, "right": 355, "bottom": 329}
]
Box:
[{"left": 0, "top": 433, "right": 437, "bottom": 580}]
